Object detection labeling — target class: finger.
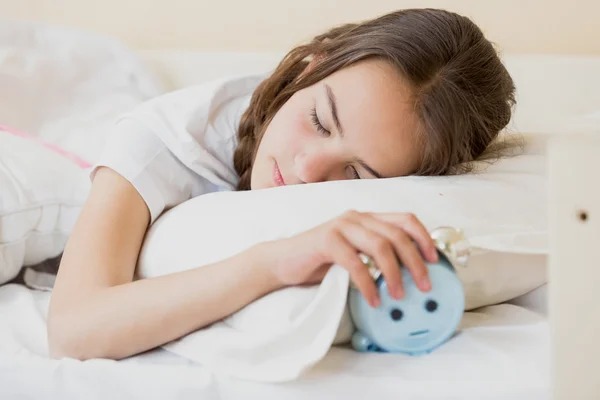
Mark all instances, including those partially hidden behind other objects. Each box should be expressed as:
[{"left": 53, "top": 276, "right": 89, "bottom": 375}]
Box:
[
  {"left": 372, "top": 213, "right": 438, "bottom": 263},
  {"left": 365, "top": 214, "right": 432, "bottom": 292},
  {"left": 351, "top": 216, "right": 418, "bottom": 298},
  {"left": 325, "top": 228, "right": 380, "bottom": 307},
  {"left": 340, "top": 214, "right": 405, "bottom": 299},
  {"left": 336, "top": 220, "right": 405, "bottom": 300}
]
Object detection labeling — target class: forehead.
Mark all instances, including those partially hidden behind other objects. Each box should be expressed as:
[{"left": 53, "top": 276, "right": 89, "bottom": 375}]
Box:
[{"left": 320, "top": 59, "right": 421, "bottom": 176}]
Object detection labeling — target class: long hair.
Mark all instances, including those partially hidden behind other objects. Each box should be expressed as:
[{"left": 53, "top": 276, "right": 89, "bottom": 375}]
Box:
[{"left": 233, "top": 8, "right": 517, "bottom": 190}]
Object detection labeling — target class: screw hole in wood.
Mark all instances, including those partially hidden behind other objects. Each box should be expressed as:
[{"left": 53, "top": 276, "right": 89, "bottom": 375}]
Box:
[{"left": 577, "top": 210, "right": 588, "bottom": 222}]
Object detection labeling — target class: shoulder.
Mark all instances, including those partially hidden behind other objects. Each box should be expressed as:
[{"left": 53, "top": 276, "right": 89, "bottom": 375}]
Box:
[
  {"left": 127, "top": 73, "right": 267, "bottom": 122},
  {"left": 118, "top": 73, "right": 266, "bottom": 158},
  {"left": 108, "top": 73, "right": 267, "bottom": 192}
]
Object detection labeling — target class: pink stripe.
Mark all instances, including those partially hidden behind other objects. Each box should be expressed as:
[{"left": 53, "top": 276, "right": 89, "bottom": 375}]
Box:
[{"left": 0, "top": 124, "right": 92, "bottom": 168}]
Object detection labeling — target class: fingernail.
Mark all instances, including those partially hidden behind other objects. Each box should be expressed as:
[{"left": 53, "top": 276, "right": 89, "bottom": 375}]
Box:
[
  {"left": 394, "top": 287, "right": 404, "bottom": 300},
  {"left": 371, "top": 296, "right": 381, "bottom": 308},
  {"left": 430, "top": 249, "right": 439, "bottom": 262},
  {"left": 420, "top": 278, "right": 431, "bottom": 292}
]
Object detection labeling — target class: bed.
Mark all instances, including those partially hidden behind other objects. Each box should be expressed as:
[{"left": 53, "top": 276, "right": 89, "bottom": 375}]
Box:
[
  {"left": 0, "top": 281, "right": 549, "bottom": 399},
  {"left": 1, "top": 11, "right": 599, "bottom": 400}
]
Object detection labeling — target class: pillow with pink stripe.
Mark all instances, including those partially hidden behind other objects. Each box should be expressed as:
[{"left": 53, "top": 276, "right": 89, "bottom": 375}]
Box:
[
  {"left": 0, "top": 124, "right": 91, "bottom": 168},
  {"left": 0, "top": 125, "right": 91, "bottom": 284}
]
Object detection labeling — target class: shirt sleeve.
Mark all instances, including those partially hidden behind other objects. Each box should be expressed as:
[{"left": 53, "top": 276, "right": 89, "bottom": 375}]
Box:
[
  {"left": 89, "top": 74, "right": 264, "bottom": 224},
  {"left": 90, "top": 116, "right": 219, "bottom": 224}
]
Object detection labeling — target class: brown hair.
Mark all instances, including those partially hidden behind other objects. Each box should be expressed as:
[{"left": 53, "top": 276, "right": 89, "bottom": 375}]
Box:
[{"left": 233, "top": 8, "right": 517, "bottom": 191}]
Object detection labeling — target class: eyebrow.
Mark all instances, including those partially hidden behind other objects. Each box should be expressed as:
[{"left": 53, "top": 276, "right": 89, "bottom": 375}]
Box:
[
  {"left": 324, "top": 84, "right": 384, "bottom": 179},
  {"left": 325, "top": 84, "right": 344, "bottom": 136}
]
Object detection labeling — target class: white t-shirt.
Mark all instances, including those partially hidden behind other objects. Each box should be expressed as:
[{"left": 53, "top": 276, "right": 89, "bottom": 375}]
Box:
[{"left": 91, "top": 74, "right": 265, "bottom": 224}]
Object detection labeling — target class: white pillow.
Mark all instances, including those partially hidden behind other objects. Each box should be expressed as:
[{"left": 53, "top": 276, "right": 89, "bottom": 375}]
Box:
[
  {"left": 137, "top": 133, "right": 548, "bottom": 381},
  {"left": 0, "top": 18, "right": 164, "bottom": 163},
  {"left": 0, "top": 127, "right": 90, "bottom": 284}
]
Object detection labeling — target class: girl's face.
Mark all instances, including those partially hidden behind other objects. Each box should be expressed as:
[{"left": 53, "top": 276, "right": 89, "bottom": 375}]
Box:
[{"left": 250, "top": 58, "right": 422, "bottom": 190}]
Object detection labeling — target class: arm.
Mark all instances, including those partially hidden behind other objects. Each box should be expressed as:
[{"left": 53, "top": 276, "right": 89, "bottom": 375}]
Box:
[{"left": 47, "top": 167, "right": 280, "bottom": 361}]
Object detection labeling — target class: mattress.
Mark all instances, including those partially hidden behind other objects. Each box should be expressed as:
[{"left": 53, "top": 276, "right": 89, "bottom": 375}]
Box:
[{"left": 0, "top": 283, "right": 549, "bottom": 400}]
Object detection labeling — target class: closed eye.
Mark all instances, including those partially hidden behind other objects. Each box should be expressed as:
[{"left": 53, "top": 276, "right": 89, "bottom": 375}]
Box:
[
  {"left": 310, "top": 106, "right": 330, "bottom": 137},
  {"left": 311, "top": 105, "right": 361, "bottom": 180},
  {"left": 346, "top": 166, "right": 361, "bottom": 179},
  {"left": 322, "top": 84, "right": 384, "bottom": 180}
]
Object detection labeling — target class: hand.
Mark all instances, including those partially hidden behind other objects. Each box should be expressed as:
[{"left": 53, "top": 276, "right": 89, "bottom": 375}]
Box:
[{"left": 261, "top": 210, "right": 439, "bottom": 307}]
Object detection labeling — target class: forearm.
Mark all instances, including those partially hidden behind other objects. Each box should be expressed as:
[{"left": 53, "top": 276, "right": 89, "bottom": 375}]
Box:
[{"left": 48, "top": 243, "right": 280, "bottom": 360}]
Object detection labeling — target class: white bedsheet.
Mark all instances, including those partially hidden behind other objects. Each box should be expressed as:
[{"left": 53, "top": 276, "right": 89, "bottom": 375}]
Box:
[{"left": 0, "top": 283, "right": 549, "bottom": 400}]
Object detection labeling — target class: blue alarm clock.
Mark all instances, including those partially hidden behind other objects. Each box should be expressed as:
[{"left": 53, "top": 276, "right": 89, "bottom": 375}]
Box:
[{"left": 348, "top": 227, "right": 470, "bottom": 356}]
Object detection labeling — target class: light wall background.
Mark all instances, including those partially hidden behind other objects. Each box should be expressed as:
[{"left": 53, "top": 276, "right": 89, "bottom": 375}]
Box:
[{"left": 1, "top": 0, "right": 599, "bottom": 54}]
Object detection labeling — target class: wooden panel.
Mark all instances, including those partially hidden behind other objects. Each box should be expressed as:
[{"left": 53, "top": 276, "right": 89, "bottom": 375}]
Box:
[{"left": 548, "top": 132, "right": 600, "bottom": 399}]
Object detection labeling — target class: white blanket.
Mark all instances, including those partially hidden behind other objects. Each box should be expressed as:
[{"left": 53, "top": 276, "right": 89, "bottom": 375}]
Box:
[{"left": 0, "top": 283, "right": 549, "bottom": 399}]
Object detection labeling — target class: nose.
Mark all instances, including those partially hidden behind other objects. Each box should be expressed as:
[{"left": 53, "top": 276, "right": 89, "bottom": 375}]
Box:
[{"left": 294, "top": 145, "right": 341, "bottom": 184}]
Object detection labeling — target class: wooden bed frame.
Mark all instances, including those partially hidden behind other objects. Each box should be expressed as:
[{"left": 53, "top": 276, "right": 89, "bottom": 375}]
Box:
[{"left": 548, "top": 132, "right": 600, "bottom": 399}]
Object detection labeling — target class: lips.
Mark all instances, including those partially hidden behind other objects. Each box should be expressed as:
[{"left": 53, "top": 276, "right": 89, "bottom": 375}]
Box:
[{"left": 273, "top": 161, "right": 286, "bottom": 187}]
